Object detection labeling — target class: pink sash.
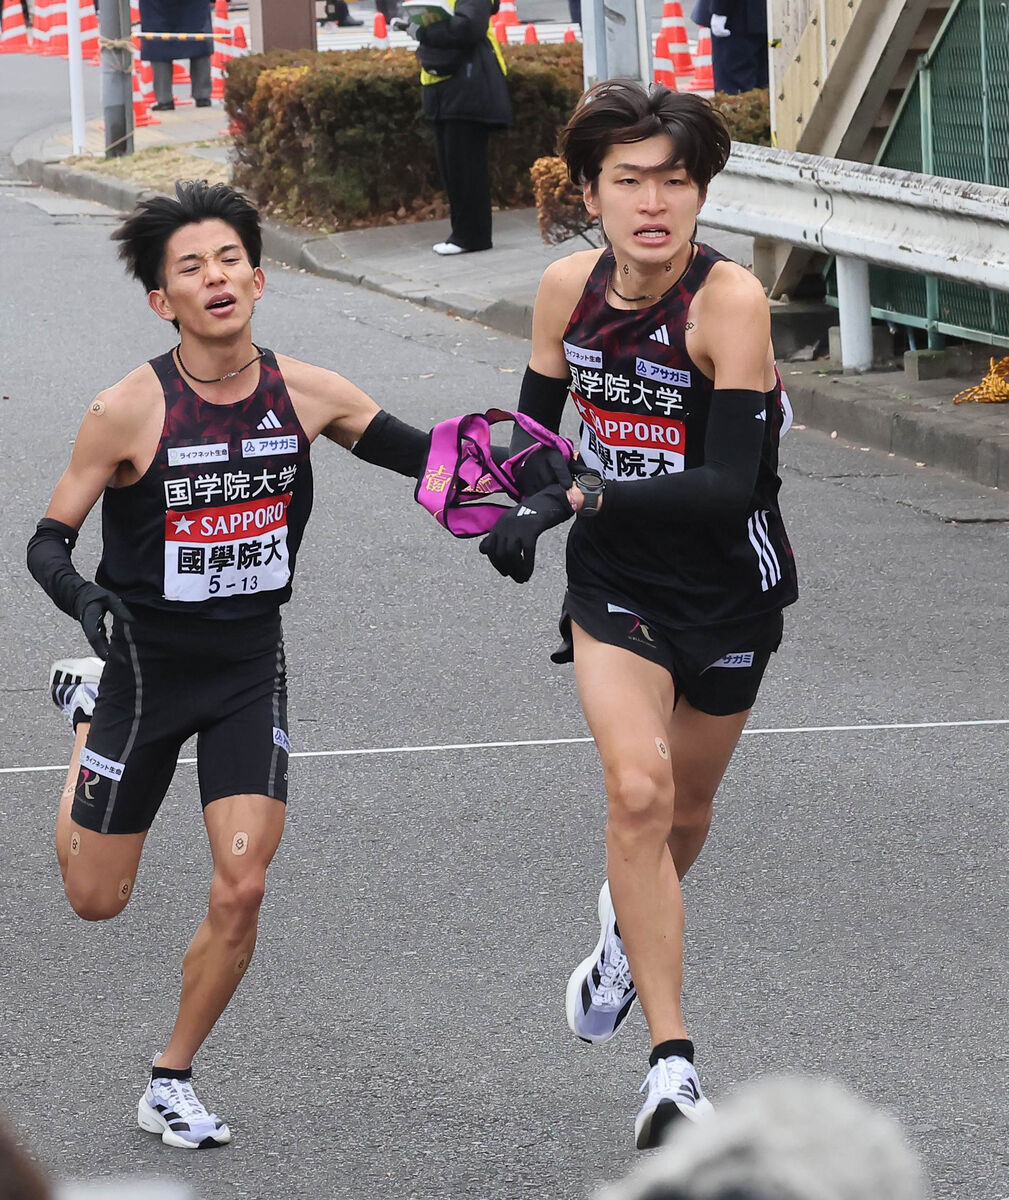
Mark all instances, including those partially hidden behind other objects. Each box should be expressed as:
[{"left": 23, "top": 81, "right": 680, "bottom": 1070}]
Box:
[{"left": 415, "top": 409, "right": 573, "bottom": 537}]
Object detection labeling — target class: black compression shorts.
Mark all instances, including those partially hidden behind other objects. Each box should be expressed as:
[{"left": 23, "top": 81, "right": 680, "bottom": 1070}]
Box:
[
  {"left": 72, "top": 610, "right": 289, "bottom": 835},
  {"left": 553, "top": 587, "right": 783, "bottom": 717}
]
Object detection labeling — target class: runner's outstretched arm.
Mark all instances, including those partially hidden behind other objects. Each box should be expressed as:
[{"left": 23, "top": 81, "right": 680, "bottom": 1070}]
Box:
[{"left": 27, "top": 386, "right": 141, "bottom": 656}]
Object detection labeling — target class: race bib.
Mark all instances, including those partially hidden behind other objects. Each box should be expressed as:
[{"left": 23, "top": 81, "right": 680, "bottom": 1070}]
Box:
[
  {"left": 163, "top": 494, "right": 291, "bottom": 602},
  {"left": 573, "top": 393, "right": 686, "bottom": 480}
]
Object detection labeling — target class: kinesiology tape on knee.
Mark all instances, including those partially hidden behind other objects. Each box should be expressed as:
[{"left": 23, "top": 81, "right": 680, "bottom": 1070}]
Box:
[
  {"left": 598, "top": 388, "right": 768, "bottom": 525},
  {"left": 26, "top": 517, "right": 91, "bottom": 618},
  {"left": 351, "top": 410, "right": 430, "bottom": 478},
  {"left": 508, "top": 367, "right": 570, "bottom": 455}
]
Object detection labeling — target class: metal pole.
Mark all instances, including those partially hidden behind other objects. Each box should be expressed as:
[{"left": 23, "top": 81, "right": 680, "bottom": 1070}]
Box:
[
  {"left": 99, "top": 0, "right": 133, "bottom": 156},
  {"left": 634, "top": 0, "right": 651, "bottom": 85},
  {"left": 581, "top": 0, "right": 605, "bottom": 88},
  {"left": 918, "top": 59, "right": 943, "bottom": 350},
  {"left": 66, "top": 0, "right": 86, "bottom": 154},
  {"left": 835, "top": 255, "right": 873, "bottom": 373}
]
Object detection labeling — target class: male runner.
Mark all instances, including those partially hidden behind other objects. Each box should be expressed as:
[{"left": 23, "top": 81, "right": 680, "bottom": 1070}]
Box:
[
  {"left": 27, "top": 180, "right": 525, "bottom": 1149},
  {"left": 479, "top": 82, "right": 797, "bottom": 1148}
]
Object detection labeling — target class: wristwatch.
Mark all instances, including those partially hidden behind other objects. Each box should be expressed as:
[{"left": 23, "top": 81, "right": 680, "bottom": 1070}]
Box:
[{"left": 574, "top": 469, "right": 606, "bottom": 516}]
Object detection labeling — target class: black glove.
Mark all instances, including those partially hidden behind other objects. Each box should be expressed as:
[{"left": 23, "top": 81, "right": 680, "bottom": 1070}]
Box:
[
  {"left": 512, "top": 445, "right": 574, "bottom": 498},
  {"left": 72, "top": 583, "right": 133, "bottom": 660},
  {"left": 479, "top": 483, "right": 574, "bottom": 583}
]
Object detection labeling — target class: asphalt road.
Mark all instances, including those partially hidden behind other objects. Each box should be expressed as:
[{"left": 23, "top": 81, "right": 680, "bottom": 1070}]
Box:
[{"left": 3, "top": 66, "right": 1009, "bottom": 1200}]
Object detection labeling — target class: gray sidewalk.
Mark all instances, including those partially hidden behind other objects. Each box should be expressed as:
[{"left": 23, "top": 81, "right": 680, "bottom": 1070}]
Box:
[{"left": 12, "top": 102, "right": 1009, "bottom": 495}]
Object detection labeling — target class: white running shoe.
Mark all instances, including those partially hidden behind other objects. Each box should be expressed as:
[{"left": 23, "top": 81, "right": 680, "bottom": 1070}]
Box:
[
  {"left": 138, "top": 1063, "right": 232, "bottom": 1149},
  {"left": 49, "top": 657, "right": 104, "bottom": 729},
  {"left": 565, "top": 879, "right": 637, "bottom": 1044},
  {"left": 634, "top": 1055, "right": 713, "bottom": 1150},
  {"left": 432, "top": 241, "right": 466, "bottom": 255}
]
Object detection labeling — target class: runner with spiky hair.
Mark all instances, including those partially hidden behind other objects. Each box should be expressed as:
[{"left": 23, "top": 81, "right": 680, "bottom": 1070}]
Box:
[{"left": 27, "top": 179, "right": 570, "bottom": 1149}]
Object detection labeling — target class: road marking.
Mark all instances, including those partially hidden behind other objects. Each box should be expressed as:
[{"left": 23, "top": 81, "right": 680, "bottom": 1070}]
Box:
[{"left": 4, "top": 717, "right": 1009, "bottom": 776}]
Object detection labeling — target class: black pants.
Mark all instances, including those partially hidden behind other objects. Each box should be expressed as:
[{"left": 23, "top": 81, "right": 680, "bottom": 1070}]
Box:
[
  {"left": 711, "top": 34, "right": 768, "bottom": 95},
  {"left": 433, "top": 119, "right": 493, "bottom": 252},
  {"left": 153, "top": 55, "right": 212, "bottom": 105}
]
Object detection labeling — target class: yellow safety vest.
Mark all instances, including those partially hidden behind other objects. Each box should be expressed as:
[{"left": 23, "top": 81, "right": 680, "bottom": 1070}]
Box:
[{"left": 419, "top": 0, "right": 507, "bottom": 86}]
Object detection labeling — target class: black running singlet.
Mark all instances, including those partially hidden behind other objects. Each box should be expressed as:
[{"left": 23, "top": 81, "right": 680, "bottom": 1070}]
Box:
[
  {"left": 96, "top": 348, "right": 314, "bottom": 618},
  {"left": 562, "top": 244, "right": 797, "bottom": 629}
]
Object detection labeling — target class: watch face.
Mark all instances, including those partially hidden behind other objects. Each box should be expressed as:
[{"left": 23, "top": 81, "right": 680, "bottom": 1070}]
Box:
[{"left": 577, "top": 471, "right": 604, "bottom": 489}]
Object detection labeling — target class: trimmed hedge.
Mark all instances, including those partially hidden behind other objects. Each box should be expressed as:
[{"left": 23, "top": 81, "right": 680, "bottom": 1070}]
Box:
[{"left": 223, "top": 43, "right": 584, "bottom": 229}]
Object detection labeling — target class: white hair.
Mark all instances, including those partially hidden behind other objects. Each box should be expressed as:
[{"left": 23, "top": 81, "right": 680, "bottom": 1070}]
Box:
[{"left": 599, "top": 1075, "right": 929, "bottom": 1200}]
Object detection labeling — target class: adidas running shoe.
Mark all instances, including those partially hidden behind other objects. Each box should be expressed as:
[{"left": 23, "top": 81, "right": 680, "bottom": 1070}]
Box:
[
  {"left": 634, "top": 1055, "right": 713, "bottom": 1150},
  {"left": 565, "top": 879, "right": 637, "bottom": 1044},
  {"left": 49, "top": 657, "right": 104, "bottom": 729},
  {"left": 138, "top": 1063, "right": 232, "bottom": 1149}
]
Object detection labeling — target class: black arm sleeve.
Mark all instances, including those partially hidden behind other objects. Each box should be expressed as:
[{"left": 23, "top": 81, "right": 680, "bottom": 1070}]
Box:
[
  {"left": 508, "top": 366, "right": 571, "bottom": 456},
  {"left": 597, "top": 389, "right": 768, "bottom": 525},
  {"left": 26, "top": 518, "right": 90, "bottom": 618},
  {"left": 351, "top": 410, "right": 431, "bottom": 478}
]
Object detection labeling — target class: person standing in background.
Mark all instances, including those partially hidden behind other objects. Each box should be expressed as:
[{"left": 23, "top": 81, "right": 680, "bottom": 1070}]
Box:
[
  {"left": 693, "top": 0, "right": 769, "bottom": 94},
  {"left": 139, "top": 0, "right": 214, "bottom": 110},
  {"left": 405, "top": 0, "right": 512, "bottom": 256}
]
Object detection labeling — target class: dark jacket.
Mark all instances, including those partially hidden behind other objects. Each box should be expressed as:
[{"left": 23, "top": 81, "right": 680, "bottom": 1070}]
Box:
[
  {"left": 417, "top": 0, "right": 512, "bottom": 125},
  {"left": 139, "top": 0, "right": 212, "bottom": 61},
  {"left": 710, "top": 0, "right": 767, "bottom": 35},
  {"left": 690, "top": 0, "right": 713, "bottom": 25}
]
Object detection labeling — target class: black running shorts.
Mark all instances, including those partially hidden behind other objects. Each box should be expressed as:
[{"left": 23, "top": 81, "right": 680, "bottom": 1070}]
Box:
[
  {"left": 553, "top": 587, "right": 783, "bottom": 717},
  {"left": 72, "top": 610, "right": 289, "bottom": 835}
]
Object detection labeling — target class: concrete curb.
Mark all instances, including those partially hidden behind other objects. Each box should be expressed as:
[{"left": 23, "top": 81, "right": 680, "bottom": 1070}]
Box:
[
  {"left": 18, "top": 157, "right": 154, "bottom": 212},
  {"left": 16, "top": 154, "right": 1006, "bottom": 495},
  {"left": 782, "top": 366, "right": 1009, "bottom": 490}
]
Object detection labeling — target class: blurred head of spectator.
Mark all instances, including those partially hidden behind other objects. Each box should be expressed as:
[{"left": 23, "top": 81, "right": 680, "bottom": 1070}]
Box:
[
  {"left": 0, "top": 1115, "right": 51, "bottom": 1200},
  {"left": 598, "top": 1075, "right": 929, "bottom": 1200}
]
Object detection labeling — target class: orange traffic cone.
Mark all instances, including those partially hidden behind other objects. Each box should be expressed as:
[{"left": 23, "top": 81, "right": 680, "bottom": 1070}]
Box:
[
  {"left": 662, "top": 0, "right": 693, "bottom": 75},
  {"left": 28, "top": 0, "right": 47, "bottom": 51},
  {"left": 169, "top": 59, "right": 192, "bottom": 105},
  {"left": 79, "top": 0, "right": 100, "bottom": 63},
  {"left": 373, "top": 11, "right": 387, "bottom": 45},
  {"left": 139, "top": 57, "right": 157, "bottom": 107},
  {"left": 211, "top": 1, "right": 232, "bottom": 101},
  {"left": 688, "top": 26, "right": 714, "bottom": 91},
  {"left": 523, "top": 21, "right": 537, "bottom": 42},
  {"left": 43, "top": 0, "right": 69, "bottom": 56},
  {"left": 0, "top": 0, "right": 31, "bottom": 51},
  {"left": 497, "top": 0, "right": 518, "bottom": 26},
  {"left": 132, "top": 57, "right": 160, "bottom": 125},
  {"left": 232, "top": 23, "right": 246, "bottom": 51},
  {"left": 492, "top": 15, "right": 507, "bottom": 42},
  {"left": 562, "top": 26, "right": 577, "bottom": 42},
  {"left": 210, "top": 50, "right": 226, "bottom": 100},
  {"left": 652, "top": 31, "right": 676, "bottom": 89}
]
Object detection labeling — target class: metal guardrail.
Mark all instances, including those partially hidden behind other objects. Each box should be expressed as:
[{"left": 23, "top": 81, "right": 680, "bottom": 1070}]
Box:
[{"left": 703, "top": 142, "right": 1009, "bottom": 370}]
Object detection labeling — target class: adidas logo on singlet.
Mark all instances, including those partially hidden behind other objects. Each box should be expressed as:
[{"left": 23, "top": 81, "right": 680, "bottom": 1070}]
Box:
[
  {"left": 256, "top": 410, "right": 282, "bottom": 431},
  {"left": 648, "top": 326, "right": 670, "bottom": 346}
]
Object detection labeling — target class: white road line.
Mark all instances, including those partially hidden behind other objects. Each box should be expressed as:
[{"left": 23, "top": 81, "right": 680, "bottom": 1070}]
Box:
[{"left": 4, "top": 718, "right": 1009, "bottom": 776}]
